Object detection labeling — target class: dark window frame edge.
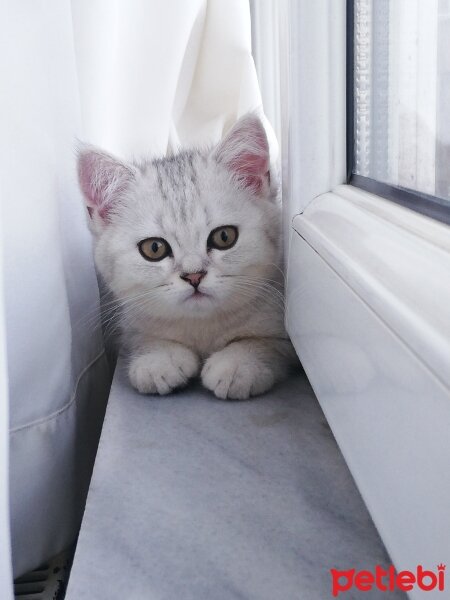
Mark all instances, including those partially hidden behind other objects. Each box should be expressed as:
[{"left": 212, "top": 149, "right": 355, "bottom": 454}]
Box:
[{"left": 345, "top": 0, "right": 450, "bottom": 227}]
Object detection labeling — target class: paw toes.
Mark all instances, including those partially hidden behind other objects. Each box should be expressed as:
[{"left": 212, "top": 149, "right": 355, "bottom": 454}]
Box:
[
  {"left": 201, "top": 354, "right": 276, "bottom": 400},
  {"left": 213, "top": 380, "right": 232, "bottom": 400},
  {"left": 228, "top": 380, "right": 251, "bottom": 400},
  {"left": 129, "top": 346, "right": 200, "bottom": 396}
]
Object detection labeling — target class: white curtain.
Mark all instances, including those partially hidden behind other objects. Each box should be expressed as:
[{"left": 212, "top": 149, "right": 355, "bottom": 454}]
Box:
[
  {"left": 1, "top": 0, "right": 111, "bottom": 580},
  {"left": 72, "top": 0, "right": 273, "bottom": 155},
  {"left": 0, "top": 0, "right": 267, "bottom": 584},
  {"left": 0, "top": 222, "right": 13, "bottom": 599}
]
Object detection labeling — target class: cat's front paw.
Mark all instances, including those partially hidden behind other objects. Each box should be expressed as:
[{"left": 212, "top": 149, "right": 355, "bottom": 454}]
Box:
[
  {"left": 129, "top": 344, "right": 200, "bottom": 395},
  {"left": 201, "top": 345, "right": 275, "bottom": 400}
]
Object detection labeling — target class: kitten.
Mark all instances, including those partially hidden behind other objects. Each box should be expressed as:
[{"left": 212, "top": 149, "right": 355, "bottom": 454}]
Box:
[{"left": 77, "top": 114, "right": 297, "bottom": 399}]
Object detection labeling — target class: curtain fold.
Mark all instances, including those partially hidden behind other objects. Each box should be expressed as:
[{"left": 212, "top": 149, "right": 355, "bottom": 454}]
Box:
[
  {"left": 71, "top": 0, "right": 271, "bottom": 157},
  {"left": 0, "top": 0, "right": 269, "bottom": 577},
  {"left": 0, "top": 0, "right": 110, "bottom": 576}
]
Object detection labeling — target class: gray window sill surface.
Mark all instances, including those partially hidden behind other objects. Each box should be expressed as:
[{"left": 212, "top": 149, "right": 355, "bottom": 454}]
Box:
[{"left": 66, "top": 359, "right": 403, "bottom": 600}]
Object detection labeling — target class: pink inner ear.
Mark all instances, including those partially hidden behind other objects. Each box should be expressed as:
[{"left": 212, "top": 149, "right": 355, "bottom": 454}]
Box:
[
  {"left": 78, "top": 154, "right": 102, "bottom": 207},
  {"left": 230, "top": 152, "right": 269, "bottom": 194},
  {"left": 78, "top": 150, "right": 133, "bottom": 221},
  {"left": 215, "top": 115, "right": 270, "bottom": 195}
]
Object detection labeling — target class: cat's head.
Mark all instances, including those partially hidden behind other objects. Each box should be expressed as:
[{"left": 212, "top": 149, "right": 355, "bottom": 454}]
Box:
[{"left": 77, "top": 114, "right": 281, "bottom": 320}]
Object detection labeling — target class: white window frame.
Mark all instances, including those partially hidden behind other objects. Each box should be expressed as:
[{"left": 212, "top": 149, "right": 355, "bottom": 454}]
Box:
[{"left": 254, "top": 0, "right": 450, "bottom": 587}]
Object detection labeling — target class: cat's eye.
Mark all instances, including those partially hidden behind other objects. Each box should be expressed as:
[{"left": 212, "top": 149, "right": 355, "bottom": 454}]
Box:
[
  {"left": 207, "top": 226, "right": 238, "bottom": 250},
  {"left": 138, "top": 237, "right": 172, "bottom": 261}
]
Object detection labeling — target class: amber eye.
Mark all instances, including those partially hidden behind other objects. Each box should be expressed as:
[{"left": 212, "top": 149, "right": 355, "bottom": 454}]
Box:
[
  {"left": 207, "top": 226, "right": 238, "bottom": 250},
  {"left": 138, "top": 238, "right": 172, "bottom": 261}
]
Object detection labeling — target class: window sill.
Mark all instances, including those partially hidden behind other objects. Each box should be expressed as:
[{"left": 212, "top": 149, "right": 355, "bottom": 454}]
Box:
[{"left": 65, "top": 362, "right": 394, "bottom": 599}]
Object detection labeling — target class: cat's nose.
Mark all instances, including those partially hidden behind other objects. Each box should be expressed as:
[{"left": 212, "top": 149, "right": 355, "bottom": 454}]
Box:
[{"left": 180, "top": 271, "right": 206, "bottom": 289}]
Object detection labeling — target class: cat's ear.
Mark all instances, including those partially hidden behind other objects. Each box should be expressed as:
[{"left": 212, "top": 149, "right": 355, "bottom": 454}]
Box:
[
  {"left": 213, "top": 114, "right": 270, "bottom": 195},
  {"left": 77, "top": 146, "right": 135, "bottom": 223}
]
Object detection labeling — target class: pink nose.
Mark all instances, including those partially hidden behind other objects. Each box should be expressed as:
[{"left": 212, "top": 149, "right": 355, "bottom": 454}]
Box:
[{"left": 180, "top": 271, "right": 206, "bottom": 289}]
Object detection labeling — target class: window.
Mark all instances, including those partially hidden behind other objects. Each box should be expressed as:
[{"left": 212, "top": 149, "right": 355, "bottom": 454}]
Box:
[{"left": 349, "top": 0, "right": 450, "bottom": 224}]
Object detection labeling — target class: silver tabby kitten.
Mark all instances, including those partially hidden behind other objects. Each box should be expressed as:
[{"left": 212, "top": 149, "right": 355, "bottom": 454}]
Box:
[{"left": 78, "top": 114, "right": 297, "bottom": 399}]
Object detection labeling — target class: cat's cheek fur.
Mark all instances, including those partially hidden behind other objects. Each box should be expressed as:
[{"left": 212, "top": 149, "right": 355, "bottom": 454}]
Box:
[
  {"left": 201, "top": 339, "right": 292, "bottom": 400},
  {"left": 128, "top": 342, "right": 200, "bottom": 395}
]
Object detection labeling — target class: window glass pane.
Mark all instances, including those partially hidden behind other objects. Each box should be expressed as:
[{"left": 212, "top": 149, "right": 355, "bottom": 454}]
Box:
[{"left": 353, "top": 0, "right": 450, "bottom": 204}]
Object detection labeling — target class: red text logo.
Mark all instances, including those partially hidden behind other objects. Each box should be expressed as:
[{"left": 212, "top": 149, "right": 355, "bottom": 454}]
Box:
[{"left": 330, "top": 564, "right": 445, "bottom": 596}]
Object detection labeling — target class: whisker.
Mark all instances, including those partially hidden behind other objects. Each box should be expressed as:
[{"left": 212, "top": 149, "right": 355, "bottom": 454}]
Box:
[
  {"left": 228, "top": 279, "right": 286, "bottom": 303},
  {"left": 227, "top": 283, "right": 286, "bottom": 312}
]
